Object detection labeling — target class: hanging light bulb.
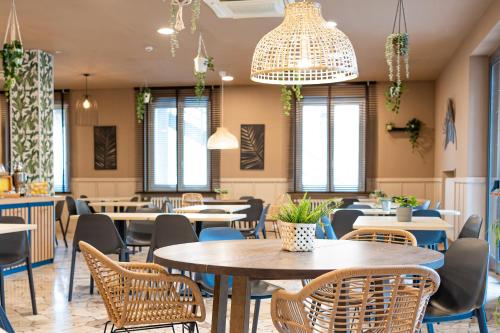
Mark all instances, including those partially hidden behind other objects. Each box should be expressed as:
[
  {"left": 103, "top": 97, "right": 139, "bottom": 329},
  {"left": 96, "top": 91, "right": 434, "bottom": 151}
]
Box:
[
  {"left": 251, "top": 1, "right": 358, "bottom": 85},
  {"left": 75, "top": 73, "right": 98, "bottom": 126},
  {"left": 207, "top": 71, "right": 239, "bottom": 150}
]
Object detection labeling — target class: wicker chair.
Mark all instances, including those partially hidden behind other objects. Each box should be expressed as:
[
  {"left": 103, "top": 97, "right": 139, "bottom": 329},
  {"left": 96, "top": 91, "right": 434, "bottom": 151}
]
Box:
[
  {"left": 79, "top": 241, "right": 206, "bottom": 333},
  {"left": 272, "top": 266, "right": 440, "bottom": 333},
  {"left": 340, "top": 228, "right": 418, "bottom": 246},
  {"left": 181, "top": 193, "right": 203, "bottom": 207}
]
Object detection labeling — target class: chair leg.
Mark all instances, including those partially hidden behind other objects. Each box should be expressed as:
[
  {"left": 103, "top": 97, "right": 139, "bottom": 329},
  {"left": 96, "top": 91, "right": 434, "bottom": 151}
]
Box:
[
  {"left": 62, "top": 216, "right": 70, "bottom": 248},
  {"left": 68, "top": 248, "right": 77, "bottom": 302},
  {"left": 476, "top": 306, "right": 488, "bottom": 333},
  {"left": 0, "top": 269, "right": 4, "bottom": 311},
  {"left": 54, "top": 220, "right": 59, "bottom": 247},
  {"left": 251, "top": 299, "right": 261, "bottom": 333},
  {"left": 26, "top": 257, "right": 37, "bottom": 315},
  {"left": 426, "top": 323, "right": 434, "bottom": 333}
]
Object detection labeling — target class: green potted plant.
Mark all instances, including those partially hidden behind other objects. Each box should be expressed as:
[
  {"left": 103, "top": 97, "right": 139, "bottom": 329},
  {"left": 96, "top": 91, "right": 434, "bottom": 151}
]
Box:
[
  {"left": 1, "top": 39, "right": 24, "bottom": 96},
  {"left": 281, "top": 85, "right": 303, "bottom": 116},
  {"left": 214, "top": 188, "right": 229, "bottom": 200},
  {"left": 194, "top": 34, "right": 214, "bottom": 98},
  {"left": 406, "top": 118, "right": 422, "bottom": 150},
  {"left": 135, "top": 87, "right": 152, "bottom": 123},
  {"left": 275, "top": 194, "right": 335, "bottom": 252},
  {"left": 393, "top": 195, "right": 418, "bottom": 222}
]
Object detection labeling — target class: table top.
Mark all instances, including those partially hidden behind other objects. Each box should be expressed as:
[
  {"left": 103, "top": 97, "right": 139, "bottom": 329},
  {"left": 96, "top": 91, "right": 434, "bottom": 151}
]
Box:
[
  {"left": 0, "top": 224, "right": 37, "bottom": 234},
  {"left": 334, "top": 208, "right": 461, "bottom": 216},
  {"left": 175, "top": 204, "right": 250, "bottom": 213},
  {"left": 154, "top": 239, "right": 443, "bottom": 280},
  {"left": 89, "top": 201, "right": 152, "bottom": 208},
  {"left": 81, "top": 197, "right": 133, "bottom": 202},
  {"left": 99, "top": 212, "right": 246, "bottom": 223},
  {"left": 203, "top": 199, "right": 249, "bottom": 205},
  {"left": 353, "top": 216, "right": 453, "bottom": 231}
]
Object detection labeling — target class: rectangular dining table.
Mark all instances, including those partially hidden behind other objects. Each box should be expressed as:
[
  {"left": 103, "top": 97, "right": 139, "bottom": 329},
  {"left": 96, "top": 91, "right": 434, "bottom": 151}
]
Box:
[
  {"left": 80, "top": 197, "right": 132, "bottom": 202},
  {"left": 174, "top": 204, "right": 250, "bottom": 213},
  {"left": 335, "top": 208, "right": 461, "bottom": 216},
  {"left": 88, "top": 201, "right": 153, "bottom": 212},
  {"left": 353, "top": 216, "right": 453, "bottom": 231}
]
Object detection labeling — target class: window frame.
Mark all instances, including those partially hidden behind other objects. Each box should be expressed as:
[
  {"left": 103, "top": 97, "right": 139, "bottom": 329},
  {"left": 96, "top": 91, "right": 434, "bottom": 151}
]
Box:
[{"left": 53, "top": 90, "right": 71, "bottom": 193}]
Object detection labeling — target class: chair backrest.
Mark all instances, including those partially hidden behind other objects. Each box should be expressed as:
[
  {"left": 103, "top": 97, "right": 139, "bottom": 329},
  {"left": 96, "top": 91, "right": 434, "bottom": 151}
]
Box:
[
  {"left": 73, "top": 214, "right": 124, "bottom": 254},
  {"left": 347, "top": 204, "right": 372, "bottom": 209},
  {"left": 340, "top": 228, "right": 417, "bottom": 246},
  {"left": 331, "top": 209, "right": 364, "bottom": 238},
  {"left": 239, "top": 196, "right": 254, "bottom": 200},
  {"left": 128, "top": 207, "right": 162, "bottom": 234},
  {"left": 253, "top": 204, "right": 270, "bottom": 238},
  {"left": 458, "top": 214, "right": 483, "bottom": 239},
  {"left": 65, "top": 195, "right": 77, "bottom": 215},
  {"left": 182, "top": 193, "right": 203, "bottom": 206},
  {"left": 410, "top": 209, "right": 446, "bottom": 246},
  {"left": 241, "top": 198, "right": 264, "bottom": 222},
  {"left": 80, "top": 194, "right": 88, "bottom": 198},
  {"left": 415, "top": 200, "right": 431, "bottom": 210},
  {"left": 272, "top": 266, "right": 440, "bottom": 333},
  {"left": 148, "top": 214, "right": 198, "bottom": 261},
  {"left": 434, "top": 201, "right": 441, "bottom": 210},
  {"left": 412, "top": 209, "right": 441, "bottom": 217},
  {"left": 76, "top": 199, "right": 93, "bottom": 215},
  {"left": 430, "top": 238, "right": 489, "bottom": 313},
  {"left": 316, "top": 215, "right": 337, "bottom": 240},
  {"left": 130, "top": 196, "right": 139, "bottom": 202},
  {"left": 339, "top": 198, "right": 359, "bottom": 209},
  {"left": 55, "top": 200, "right": 65, "bottom": 220},
  {"left": 0, "top": 216, "right": 29, "bottom": 259}
]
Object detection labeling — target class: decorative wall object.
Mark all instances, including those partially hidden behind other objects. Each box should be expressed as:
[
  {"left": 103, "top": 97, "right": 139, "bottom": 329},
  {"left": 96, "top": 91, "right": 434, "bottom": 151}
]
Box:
[
  {"left": 240, "top": 124, "right": 265, "bottom": 170},
  {"left": 443, "top": 99, "right": 457, "bottom": 150},
  {"left": 10, "top": 50, "right": 54, "bottom": 192},
  {"left": 385, "top": 0, "right": 410, "bottom": 114},
  {"left": 385, "top": 117, "right": 422, "bottom": 151},
  {"left": 2, "top": 0, "right": 24, "bottom": 96},
  {"left": 94, "top": 126, "right": 117, "bottom": 170}
]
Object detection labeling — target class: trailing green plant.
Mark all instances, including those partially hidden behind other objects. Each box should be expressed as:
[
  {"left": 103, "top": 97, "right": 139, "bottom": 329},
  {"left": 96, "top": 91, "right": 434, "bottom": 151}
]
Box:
[
  {"left": 385, "top": 33, "right": 409, "bottom": 83},
  {"left": 194, "top": 56, "right": 214, "bottom": 98},
  {"left": 385, "top": 81, "right": 406, "bottom": 114},
  {"left": 393, "top": 195, "right": 418, "bottom": 208},
  {"left": 1, "top": 40, "right": 23, "bottom": 96},
  {"left": 135, "top": 87, "right": 152, "bottom": 123},
  {"left": 405, "top": 117, "right": 422, "bottom": 150},
  {"left": 281, "top": 85, "right": 302, "bottom": 116},
  {"left": 169, "top": 1, "right": 179, "bottom": 57},
  {"left": 191, "top": 0, "right": 201, "bottom": 33},
  {"left": 276, "top": 194, "right": 338, "bottom": 224}
]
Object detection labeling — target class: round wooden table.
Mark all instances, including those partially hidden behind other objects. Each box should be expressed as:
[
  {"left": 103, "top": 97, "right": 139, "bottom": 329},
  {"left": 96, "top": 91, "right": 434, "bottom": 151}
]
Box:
[{"left": 154, "top": 239, "right": 444, "bottom": 333}]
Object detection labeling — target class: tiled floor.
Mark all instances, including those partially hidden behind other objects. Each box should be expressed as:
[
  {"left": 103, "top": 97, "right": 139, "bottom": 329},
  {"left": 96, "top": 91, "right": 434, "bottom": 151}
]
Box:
[{"left": 3, "top": 232, "right": 500, "bottom": 332}]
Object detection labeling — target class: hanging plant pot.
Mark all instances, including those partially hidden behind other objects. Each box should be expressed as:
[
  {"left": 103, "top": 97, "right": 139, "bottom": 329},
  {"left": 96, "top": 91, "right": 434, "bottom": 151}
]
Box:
[
  {"left": 136, "top": 87, "right": 152, "bottom": 123},
  {"left": 193, "top": 35, "right": 214, "bottom": 98},
  {"left": 2, "top": 0, "right": 24, "bottom": 96},
  {"left": 194, "top": 55, "right": 208, "bottom": 73},
  {"left": 143, "top": 91, "right": 152, "bottom": 104}
]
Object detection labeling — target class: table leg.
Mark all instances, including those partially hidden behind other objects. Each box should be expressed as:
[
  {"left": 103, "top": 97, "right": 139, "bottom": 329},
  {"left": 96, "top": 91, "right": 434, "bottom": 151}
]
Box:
[
  {"left": 230, "top": 276, "right": 251, "bottom": 333},
  {"left": 211, "top": 274, "right": 229, "bottom": 333}
]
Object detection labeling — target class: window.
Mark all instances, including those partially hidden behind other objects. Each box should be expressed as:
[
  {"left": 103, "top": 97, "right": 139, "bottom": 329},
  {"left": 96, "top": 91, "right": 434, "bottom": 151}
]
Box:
[
  {"left": 292, "top": 84, "right": 369, "bottom": 192},
  {"left": 143, "top": 89, "right": 218, "bottom": 192},
  {"left": 53, "top": 91, "right": 70, "bottom": 192}
]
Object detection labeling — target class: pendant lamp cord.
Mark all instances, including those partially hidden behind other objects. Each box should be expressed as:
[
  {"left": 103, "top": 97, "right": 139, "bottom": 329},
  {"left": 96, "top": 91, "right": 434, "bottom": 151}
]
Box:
[{"left": 220, "top": 77, "right": 224, "bottom": 126}]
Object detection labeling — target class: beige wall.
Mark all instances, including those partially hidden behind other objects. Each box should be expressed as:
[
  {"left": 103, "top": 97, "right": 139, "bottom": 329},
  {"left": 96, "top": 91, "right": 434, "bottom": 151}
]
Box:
[
  {"left": 375, "top": 81, "right": 435, "bottom": 178},
  {"left": 433, "top": 0, "right": 500, "bottom": 177},
  {"left": 70, "top": 89, "right": 137, "bottom": 178}
]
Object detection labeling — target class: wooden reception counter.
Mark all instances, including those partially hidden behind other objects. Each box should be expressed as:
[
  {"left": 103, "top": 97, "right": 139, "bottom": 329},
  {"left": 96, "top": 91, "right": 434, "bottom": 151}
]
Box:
[{"left": 0, "top": 196, "right": 60, "bottom": 272}]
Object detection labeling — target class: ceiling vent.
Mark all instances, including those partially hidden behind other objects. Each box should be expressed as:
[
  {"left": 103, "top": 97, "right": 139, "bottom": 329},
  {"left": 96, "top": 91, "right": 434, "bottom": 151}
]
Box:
[{"left": 203, "top": 0, "right": 294, "bottom": 19}]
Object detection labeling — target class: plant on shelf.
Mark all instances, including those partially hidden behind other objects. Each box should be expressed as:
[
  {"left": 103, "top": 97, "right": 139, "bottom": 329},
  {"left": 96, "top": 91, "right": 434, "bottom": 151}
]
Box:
[
  {"left": 194, "top": 35, "right": 214, "bottom": 98},
  {"left": 191, "top": 0, "right": 201, "bottom": 33},
  {"left": 276, "top": 194, "right": 338, "bottom": 252},
  {"left": 214, "top": 187, "right": 229, "bottom": 200},
  {"left": 385, "top": 0, "right": 410, "bottom": 114},
  {"left": 281, "top": 85, "right": 303, "bottom": 116},
  {"left": 385, "top": 121, "right": 395, "bottom": 131},
  {"left": 405, "top": 118, "right": 422, "bottom": 150},
  {"left": 135, "top": 87, "right": 152, "bottom": 123},
  {"left": 393, "top": 195, "right": 418, "bottom": 222}
]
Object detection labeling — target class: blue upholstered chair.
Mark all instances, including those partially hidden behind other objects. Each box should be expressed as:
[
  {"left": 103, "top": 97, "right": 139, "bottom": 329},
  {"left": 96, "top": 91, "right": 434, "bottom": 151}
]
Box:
[
  {"left": 411, "top": 209, "right": 448, "bottom": 250},
  {"left": 316, "top": 215, "right": 337, "bottom": 240}
]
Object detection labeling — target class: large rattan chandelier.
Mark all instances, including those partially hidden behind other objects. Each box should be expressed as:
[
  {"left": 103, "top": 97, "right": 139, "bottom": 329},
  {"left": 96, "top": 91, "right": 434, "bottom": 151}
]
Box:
[{"left": 251, "top": 1, "right": 358, "bottom": 85}]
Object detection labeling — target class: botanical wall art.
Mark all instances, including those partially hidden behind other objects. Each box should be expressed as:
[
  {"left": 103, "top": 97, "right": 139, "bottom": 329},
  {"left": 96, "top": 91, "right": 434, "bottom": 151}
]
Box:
[
  {"left": 240, "top": 124, "right": 265, "bottom": 170},
  {"left": 385, "top": 0, "right": 410, "bottom": 114},
  {"left": 94, "top": 126, "right": 117, "bottom": 170},
  {"left": 10, "top": 50, "right": 54, "bottom": 192},
  {"left": 443, "top": 99, "right": 457, "bottom": 150}
]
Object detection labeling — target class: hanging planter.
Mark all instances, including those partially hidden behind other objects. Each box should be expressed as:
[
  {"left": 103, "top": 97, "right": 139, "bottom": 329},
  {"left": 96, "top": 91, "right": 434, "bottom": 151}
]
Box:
[
  {"left": 280, "top": 85, "right": 303, "bottom": 116},
  {"left": 1, "top": 0, "right": 24, "bottom": 97},
  {"left": 136, "top": 87, "right": 152, "bottom": 123},
  {"left": 194, "top": 35, "right": 214, "bottom": 98},
  {"left": 385, "top": 0, "right": 410, "bottom": 114}
]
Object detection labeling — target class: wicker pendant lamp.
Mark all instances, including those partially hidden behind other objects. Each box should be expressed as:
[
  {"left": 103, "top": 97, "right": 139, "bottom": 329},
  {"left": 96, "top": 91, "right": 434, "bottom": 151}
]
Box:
[
  {"left": 207, "top": 71, "right": 238, "bottom": 150},
  {"left": 251, "top": 1, "right": 358, "bottom": 85}
]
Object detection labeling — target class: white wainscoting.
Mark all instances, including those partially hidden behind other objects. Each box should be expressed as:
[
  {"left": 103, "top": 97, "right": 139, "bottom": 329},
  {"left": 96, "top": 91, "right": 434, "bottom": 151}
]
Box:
[
  {"left": 71, "top": 178, "right": 138, "bottom": 198},
  {"left": 368, "top": 178, "right": 443, "bottom": 205},
  {"left": 220, "top": 178, "right": 288, "bottom": 204}
]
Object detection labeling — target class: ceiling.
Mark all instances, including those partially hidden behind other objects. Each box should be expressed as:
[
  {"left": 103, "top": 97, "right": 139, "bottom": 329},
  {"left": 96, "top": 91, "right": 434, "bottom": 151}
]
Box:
[{"left": 0, "top": 0, "right": 494, "bottom": 89}]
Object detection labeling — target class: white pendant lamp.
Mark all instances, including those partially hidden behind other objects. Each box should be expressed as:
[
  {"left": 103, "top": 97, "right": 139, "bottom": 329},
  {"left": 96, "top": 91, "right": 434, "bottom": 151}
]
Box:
[
  {"left": 251, "top": 1, "right": 358, "bottom": 85},
  {"left": 207, "top": 71, "right": 238, "bottom": 150}
]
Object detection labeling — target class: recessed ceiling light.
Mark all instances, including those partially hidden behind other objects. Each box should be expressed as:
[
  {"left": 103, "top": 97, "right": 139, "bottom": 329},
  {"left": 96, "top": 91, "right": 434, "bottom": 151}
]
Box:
[
  {"left": 326, "top": 21, "right": 337, "bottom": 28},
  {"left": 145, "top": 46, "right": 154, "bottom": 53},
  {"left": 222, "top": 75, "right": 234, "bottom": 81},
  {"left": 55, "top": 50, "right": 63, "bottom": 54},
  {"left": 157, "top": 27, "right": 174, "bottom": 35}
]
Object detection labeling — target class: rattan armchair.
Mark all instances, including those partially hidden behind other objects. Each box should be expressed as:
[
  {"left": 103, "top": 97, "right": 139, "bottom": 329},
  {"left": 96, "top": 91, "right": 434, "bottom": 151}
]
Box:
[
  {"left": 340, "top": 228, "right": 418, "bottom": 246},
  {"left": 181, "top": 193, "right": 204, "bottom": 207},
  {"left": 273, "top": 266, "right": 440, "bottom": 333},
  {"left": 79, "top": 241, "right": 205, "bottom": 332}
]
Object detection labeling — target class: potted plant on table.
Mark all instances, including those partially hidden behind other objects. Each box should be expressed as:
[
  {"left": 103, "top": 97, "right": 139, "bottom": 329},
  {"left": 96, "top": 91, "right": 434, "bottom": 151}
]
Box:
[
  {"left": 393, "top": 195, "right": 418, "bottom": 222},
  {"left": 214, "top": 188, "right": 229, "bottom": 200},
  {"left": 275, "top": 195, "right": 335, "bottom": 252}
]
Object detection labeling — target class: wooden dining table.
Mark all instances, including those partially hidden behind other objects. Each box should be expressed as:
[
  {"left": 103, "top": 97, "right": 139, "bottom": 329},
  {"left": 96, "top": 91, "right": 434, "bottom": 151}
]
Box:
[
  {"left": 174, "top": 204, "right": 250, "bottom": 213},
  {"left": 353, "top": 216, "right": 453, "bottom": 231},
  {"left": 79, "top": 196, "right": 132, "bottom": 202},
  {"left": 335, "top": 208, "right": 461, "bottom": 216},
  {"left": 154, "top": 239, "right": 444, "bottom": 333},
  {"left": 88, "top": 201, "right": 153, "bottom": 212}
]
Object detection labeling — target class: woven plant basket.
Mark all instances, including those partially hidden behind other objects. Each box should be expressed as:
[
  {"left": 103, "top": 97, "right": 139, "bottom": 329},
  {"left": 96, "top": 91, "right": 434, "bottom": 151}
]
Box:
[{"left": 279, "top": 221, "right": 316, "bottom": 252}]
